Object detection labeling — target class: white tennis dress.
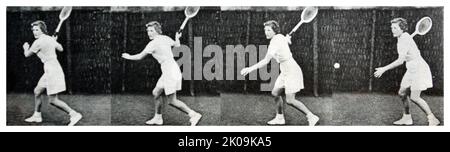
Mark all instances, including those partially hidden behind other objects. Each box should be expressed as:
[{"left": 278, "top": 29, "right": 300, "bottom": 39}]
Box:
[
  {"left": 143, "top": 35, "right": 182, "bottom": 95},
  {"left": 29, "top": 35, "right": 66, "bottom": 95},
  {"left": 266, "top": 34, "right": 304, "bottom": 94},
  {"left": 398, "top": 33, "right": 433, "bottom": 91}
]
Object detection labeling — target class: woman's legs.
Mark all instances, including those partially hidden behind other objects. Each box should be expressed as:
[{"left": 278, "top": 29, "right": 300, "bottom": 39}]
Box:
[
  {"left": 24, "top": 86, "right": 46, "bottom": 123},
  {"left": 410, "top": 90, "right": 440, "bottom": 126},
  {"left": 167, "top": 92, "right": 202, "bottom": 126},
  {"left": 398, "top": 87, "right": 411, "bottom": 115},
  {"left": 409, "top": 90, "right": 432, "bottom": 115},
  {"left": 267, "top": 88, "right": 286, "bottom": 125},
  {"left": 48, "top": 94, "right": 75, "bottom": 114},
  {"left": 48, "top": 94, "right": 82, "bottom": 126},
  {"left": 394, "top": 87, "right": 413, "bottom": 125},
  {"left": 285, "top": 93, "right": 319, "bottom": 126},
  {"left": 272, "top": 88, "right": 285, "bottom": 115},
  {"left": 33, "top": 87, "right": 45, "bottom": 113},
  {"left": 152, "top": 87, "right": 164, "bottom": 115},
  {"left": 146, "top": 87, "right": 165, "bottom": 125}
]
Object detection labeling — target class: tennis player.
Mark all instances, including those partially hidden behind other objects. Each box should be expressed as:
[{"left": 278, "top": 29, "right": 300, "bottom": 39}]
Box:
[
  {"left": 22, "top": 20, "right": 82, "bottom": 126},
  {"left": 122, "top": 21, "right": 202, "bottom": 126},
  {"left": 374, "top": 18, "right": 440, "bottom": 126},
  {"left": 241, "top": 20, "right": 319, "bottom": 126}
]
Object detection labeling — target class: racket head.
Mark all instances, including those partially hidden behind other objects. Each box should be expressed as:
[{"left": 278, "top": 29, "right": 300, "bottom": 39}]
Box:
[
  {"left": 301, "top": 6, "right": 318, "bottom": 23},
  {"left": 184, "top": 6, "right": 200, "bottom": 18},
  {"left": 416, "top": 16, "right": 432, "bottom": 35},
  {"left": 59, "top": 6, "right": 73, "bottom": 21}
]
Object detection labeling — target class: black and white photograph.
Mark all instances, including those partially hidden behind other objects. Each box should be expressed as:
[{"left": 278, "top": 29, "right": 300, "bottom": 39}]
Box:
[{"left": 5, "top": 5, "right": 444, "bottom": 127}]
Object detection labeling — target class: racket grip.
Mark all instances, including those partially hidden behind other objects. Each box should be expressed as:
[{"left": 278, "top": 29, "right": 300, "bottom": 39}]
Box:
[
  {"left": 53, "top": 31, "right": 59, "bottom": 37},
  {"left": 288, "top": 31, "right": 295, "bottom": 36},
  {"left": 289, "top": 21, "right": 303, "bottom": 36},
  {"left": 55, "top": 21, "right": 63, "bottom": 34},
  {"left": 411, "top": 31, "right": 418, "bottom": 37},
  {"left": 179, "top": 18, "right": 189, "bottom": 33}
]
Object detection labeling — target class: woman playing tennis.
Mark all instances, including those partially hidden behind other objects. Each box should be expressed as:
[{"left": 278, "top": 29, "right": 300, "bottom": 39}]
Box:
[
  {"left": 122, "top": 21, "right": 202, "bottom": 126},
  {"left": 241, "top": 20, "right": 319, "bottom": 126},
  {"left": 22, "top": 20, "right": 82, "bottom": 126},
  {"left": 374, "top": 18, "right": 440, "bottom": 126}
]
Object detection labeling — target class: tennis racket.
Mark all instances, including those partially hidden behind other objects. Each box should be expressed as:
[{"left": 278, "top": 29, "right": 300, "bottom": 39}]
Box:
[
  {"left": 411, "top": 16, "right": 432, "bottom": 37},
  {"left": 54, "top": 6, "right": 73, "bottom": 38},
  {"left": 178, "top": 6, "right": 200, "bottom": 33},
  {"left": 287, "top": 6, "right": 318, "bottom": 36}
]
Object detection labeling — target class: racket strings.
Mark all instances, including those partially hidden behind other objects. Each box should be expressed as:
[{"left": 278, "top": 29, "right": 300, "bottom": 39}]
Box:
[
  {"left": 418, "top": 19, "right": 432, "bottom": 33},
  {"left": 185, "top": 7, "right": 200, "bottom": 17},
  {"left": 60, "top": 7, "right": 72, "bottom": 20},
  {"left": 302, "top": 7, "right": 318, "bottom": 22}
]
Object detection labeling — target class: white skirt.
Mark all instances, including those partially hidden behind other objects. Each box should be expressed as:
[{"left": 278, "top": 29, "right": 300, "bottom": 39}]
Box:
[
  {"left": 273, "top": 59, "right": 304, "bottom": 94},
  {"left": 155, "top": 59, "right": 182, "bottom": 95},
  {"left": 400, "top": 58, "right": 433, "bottom": 91},
  {"left": 37, "top": 59, "right": 66, "bottom": 95}
]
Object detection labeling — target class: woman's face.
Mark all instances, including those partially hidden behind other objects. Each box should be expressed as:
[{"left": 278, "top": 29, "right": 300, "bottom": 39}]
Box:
[
  {"left": 146, "top": 26, "right": 159, "bottom": 40},
  {"left": 264, "top": 26, "right": 276, "bottom": 39},
  {"left": 32, "top": 26, "right": 43, "bottom": 39},
  {"left": 391, "top": 23, "right": 404, "bottom": 38}
]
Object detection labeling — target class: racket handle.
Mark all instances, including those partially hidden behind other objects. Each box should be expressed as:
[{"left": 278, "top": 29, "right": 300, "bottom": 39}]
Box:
[
  {"left": 55, "top": 21, "right": 63, "bottom": 34},
  {"left": 288, "top": 29, "right": 298, "bottom": 35},
  {"left": 285, "top": 34, "right": 292, "bottom": 45},
  {"left": 411, "top": 31, "right": 418, "bottom": 37},
  {"left": 179, "top": 18, "right": 189, "bottom": 33},
  {"left": 289, "top": 21, "right": 304, "bottom": 36},
  {"left": 54, "top": 31, "right": 59, "bottom": 36},
  {"left": 288, "top": 31, "right": 294, "bottom": 36},
  {"left": 178, "top": 28, "right": 183, "bottom": 33}
]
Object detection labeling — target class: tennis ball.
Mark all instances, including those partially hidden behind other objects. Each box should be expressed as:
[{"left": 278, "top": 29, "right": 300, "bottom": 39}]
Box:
[{"left": 334, "top": 63, "right": 340, "bottom": 69}]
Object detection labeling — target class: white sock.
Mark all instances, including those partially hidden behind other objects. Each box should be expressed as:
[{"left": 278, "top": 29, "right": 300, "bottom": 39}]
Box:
[
  {"left": 307, "top": 113, "right": 316, "bottom": 118},
  {"left": 276, "top": 114, "right": 284, "bottom": 119},
  {"left": 188, "top": 111, "right": 198, "bottom": 117},
  {"left": 427, "top": 114, "right": 436, "bottom": 118},
  {"left": 69, "top": 111, "right": 78, "bottom": 117},
  {"left": 154, "top": 114, "right": 163, "bottom": 119},
  {"left": 34, "top": 112, "right": 42, "bottom": 117}
]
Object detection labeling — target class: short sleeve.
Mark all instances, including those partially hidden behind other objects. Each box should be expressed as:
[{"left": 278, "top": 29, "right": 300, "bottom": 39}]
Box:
[
  {"left": 143, "top": 41, "right": 156, "bottom": 54},
  {"left": 266, "top": 43, "right": 276, "bottom": 58},
  {"left": 266, "top": 35, "right": 285, "bottom": 57},
  {"left": 29, "top": 39, "right": 42, "bottom": 53},
  {"left": 397, "top": 38, "right": 409, "bottom": 57},
  {"left": 165, "top": 36, "right": 175, "bottom": 47}
]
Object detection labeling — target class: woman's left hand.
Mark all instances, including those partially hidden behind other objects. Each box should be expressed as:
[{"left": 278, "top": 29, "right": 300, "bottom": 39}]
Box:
[{"left": 374, "top": 67, "right": 386, "bottom": 78}]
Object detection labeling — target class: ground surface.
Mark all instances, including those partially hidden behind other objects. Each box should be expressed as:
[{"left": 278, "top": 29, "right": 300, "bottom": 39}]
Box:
[{"left": 7, "top": 93, "right": 443, "bottom": 126}]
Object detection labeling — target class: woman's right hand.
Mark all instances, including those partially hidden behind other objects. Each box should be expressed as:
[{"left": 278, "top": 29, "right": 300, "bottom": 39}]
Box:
[
  {"left": 374, "top": 67, "right": 386, "bottom": 78},
  {"left": 175, "top": 32, "right": 182, "bottom": 39},
  {"left": 52, "top": 35, "right": 58, "bottom": 41},
  {"left": 121, "top": 53, "right": 131, "bottom": 59},
  {"left": 22, "top": 42, "right": 30, "bottom": 51},
  {"left": 240, "top": 67, "right": 252, "bottom": 76},
  {"left": 285, "top": 34, "right": 292, "bottom": 45}
]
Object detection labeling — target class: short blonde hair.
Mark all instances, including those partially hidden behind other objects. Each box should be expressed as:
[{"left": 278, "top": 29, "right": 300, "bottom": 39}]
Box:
[
  {"left": 145, "top": 21, "right": 162, "bottom": 34},
  {"left": 31, "top": 20, "right": 48, "bottom": 34}
]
